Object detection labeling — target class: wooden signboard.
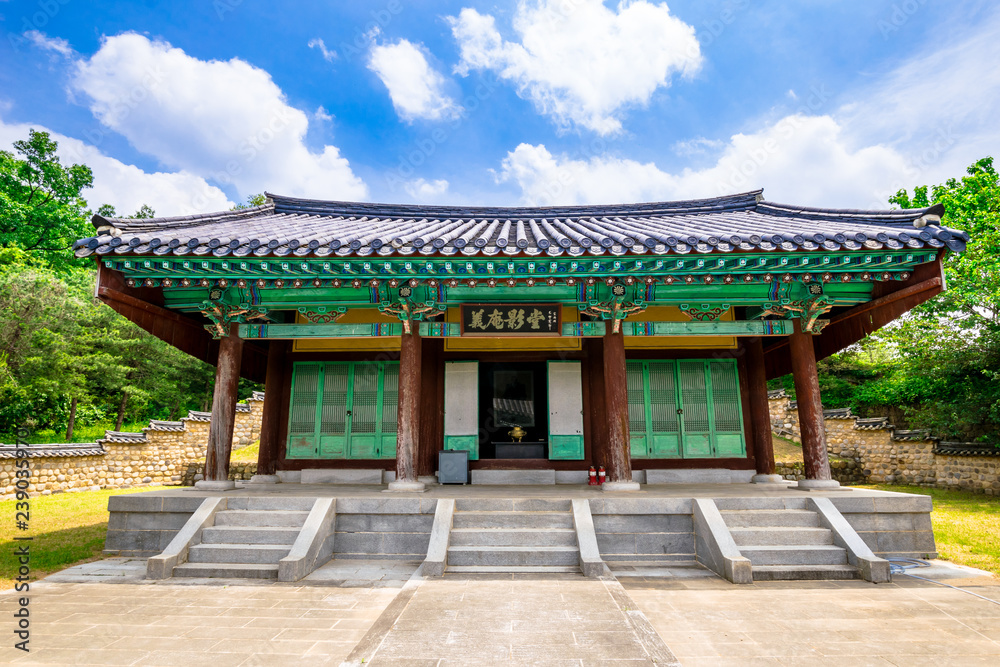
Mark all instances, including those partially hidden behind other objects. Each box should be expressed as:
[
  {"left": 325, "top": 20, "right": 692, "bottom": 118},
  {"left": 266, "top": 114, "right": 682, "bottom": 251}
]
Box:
[{"left": 460, "top": 304, "right": 561, "bottom": 336}]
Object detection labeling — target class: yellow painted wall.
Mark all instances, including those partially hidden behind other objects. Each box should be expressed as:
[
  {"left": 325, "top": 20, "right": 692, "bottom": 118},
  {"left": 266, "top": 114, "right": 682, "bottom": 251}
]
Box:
[
  {"left": 292, "top": 309, "right": 401, "bottom": 352},
  {"left": 624, "top": 306, "right": 737, "bottom": 349}
]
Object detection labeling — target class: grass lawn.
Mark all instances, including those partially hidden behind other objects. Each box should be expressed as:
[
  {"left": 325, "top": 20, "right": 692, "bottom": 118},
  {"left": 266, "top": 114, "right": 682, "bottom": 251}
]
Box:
[
  {"left": 0, "top": 486, "right": 170, "bottom": 590},
  {"left": 772, "top": 434, "right": 804, "bottom": 462},
  {"left": 230, "top": 440, "right": 260, "bottom": 463},
  {"left": 857, "top": 484, "right": 1000, "bottom": 576},
  {"left": 0, "top": 422, "right": 149, "bottom": 445}
]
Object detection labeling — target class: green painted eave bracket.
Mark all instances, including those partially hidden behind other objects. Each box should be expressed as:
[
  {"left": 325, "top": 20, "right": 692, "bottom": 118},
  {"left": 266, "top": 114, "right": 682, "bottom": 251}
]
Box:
[{"left": 108, "top": 250, "right": 936, "bottom": 282}]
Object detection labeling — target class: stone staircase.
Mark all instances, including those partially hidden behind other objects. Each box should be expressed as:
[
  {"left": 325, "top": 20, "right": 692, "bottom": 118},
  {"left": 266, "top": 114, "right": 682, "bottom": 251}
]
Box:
[
  {"left": 446, "top": 499, "right": 581, "bottom": 573},
  {"left": 719, "top": 500, "right": 857, "bottom": 581},
  {"left": 172, "top": 497, "right": 313, "bottom": 579}
]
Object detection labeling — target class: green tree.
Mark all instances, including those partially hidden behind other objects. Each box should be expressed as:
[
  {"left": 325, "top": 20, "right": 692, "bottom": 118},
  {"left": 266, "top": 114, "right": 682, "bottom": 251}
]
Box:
[
  {"left": 0, "top": 129, "right": 93, "bottom": 269},
  {"left": 231, "top": 193, "right": 267, "bottom": 210}
]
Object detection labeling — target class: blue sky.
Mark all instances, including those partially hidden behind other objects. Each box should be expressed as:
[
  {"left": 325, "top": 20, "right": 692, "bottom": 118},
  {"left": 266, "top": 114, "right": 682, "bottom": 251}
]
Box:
[{"left": 2, "top": 0, "right": 998, "bottom": 216}]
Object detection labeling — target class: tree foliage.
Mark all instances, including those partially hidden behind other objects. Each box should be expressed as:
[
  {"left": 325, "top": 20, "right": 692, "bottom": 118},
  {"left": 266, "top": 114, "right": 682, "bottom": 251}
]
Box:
[
  {"left": 0, "top": 130, "right": 93, "bottom": 269},
  {"left": 779, "top": 158, "right": 1000, "bottom": 442}
]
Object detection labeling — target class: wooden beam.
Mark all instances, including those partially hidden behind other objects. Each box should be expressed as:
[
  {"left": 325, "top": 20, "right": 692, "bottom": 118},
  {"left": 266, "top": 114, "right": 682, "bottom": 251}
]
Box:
[
  {"left": 98, "top": 269, "right": 267, "bottom": 382},
  {"left": 601, "top": 327, "right": 633, "bottom": 485},
  {"left": 256, "top": 340, "right": 287, "bottom": 477},
  {"left": 788, "top": 320, "right": 831, "bottom": 482},
  {"left": 744, "top": 337, "right": 775, "bottom": 476},
  {"left": 763, "top": 257, "right": 945, "bottom": 380},
  {"left": 204, "top": 328, "right": 243, "bottom": 483}
]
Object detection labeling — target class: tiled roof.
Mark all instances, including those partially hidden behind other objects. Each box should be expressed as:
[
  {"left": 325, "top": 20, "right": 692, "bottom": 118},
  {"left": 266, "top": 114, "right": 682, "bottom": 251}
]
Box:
[
  {"left": 933, "top": 442, "right": 1000, "bottom": 456},
  {"left": 0, "top": 443, "right": 105, "bottom": 458},
  {"left": 101, "top": 431, "right": 148, "bottom": 444},
  {"left": 890, "top": 428, "right": 931, "bottom": 441},
  {"left": 855, "top": 417, "right": 891, "bottom": 430},
  {"left": 147, "top": 420, "right": 184, "bottom": 432},
  {"left": 185, "top": 411, "right": 212, "bottom": 422},
  {"left": 767, "top": 389, "right": 787, "bottom": 399},
  {"left": 74, "top": 191, "right": 965, "bottom": 260}
]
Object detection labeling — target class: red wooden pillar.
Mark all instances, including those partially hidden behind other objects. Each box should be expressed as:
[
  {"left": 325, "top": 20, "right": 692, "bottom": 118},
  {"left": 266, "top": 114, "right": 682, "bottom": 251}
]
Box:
[
  {"left": 745, "top": 337, "right": 782, "bottom": 483},
  {"left": 389, "top": 330, "right": 425, "bottom": 491},
  {"left": 199, "top": 327, "right": 243, "bottom": 490},
  {"left": 788, "top": 320, "right": 839, "bottom": 489},
  {"left": 601, "top": 326, "right": 639, "bottom": 490},
  {"left": 252, "top": 340, "right": 286, "bottom": 482}
]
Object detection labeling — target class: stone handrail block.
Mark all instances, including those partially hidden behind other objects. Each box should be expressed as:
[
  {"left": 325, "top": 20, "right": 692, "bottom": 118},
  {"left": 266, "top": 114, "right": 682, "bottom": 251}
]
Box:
[
  {"left": 423, "top": 499, "right": 454, "bottom": 577},
  {"left": 692, "top": 498, "right": 752, "bottom": 584},
  {"left": 278, "top": 497, "right": 337, "bottom": 582},
  {"left": 146, "top": 496, "right": 226, "bottom": 579},
  {"left": 572, "top": 499, "right": 608, "bottom": 578},
  {"left": 810, "top": 497, "right": 891, "bottom": 583}
]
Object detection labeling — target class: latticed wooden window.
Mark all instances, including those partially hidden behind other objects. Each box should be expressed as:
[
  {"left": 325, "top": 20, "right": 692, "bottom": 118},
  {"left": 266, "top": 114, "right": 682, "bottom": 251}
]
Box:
[
  {"left": 627, "top": 359, "right": 745, "bottom": 459},
  {"left": 286, "top": 361, "right": 399, "bottom": 459}
]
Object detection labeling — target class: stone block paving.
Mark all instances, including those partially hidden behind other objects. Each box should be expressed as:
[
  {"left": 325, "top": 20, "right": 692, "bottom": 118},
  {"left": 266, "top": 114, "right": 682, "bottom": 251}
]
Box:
[
  {"left": 623, "top": 573, "right": 1000, "bottom": 666},
  {"left": 0, "top": 580, "right": 399, "bottom": 666},
  {"left": 352, "top": 573, "right": 676, "bottom": 666}
]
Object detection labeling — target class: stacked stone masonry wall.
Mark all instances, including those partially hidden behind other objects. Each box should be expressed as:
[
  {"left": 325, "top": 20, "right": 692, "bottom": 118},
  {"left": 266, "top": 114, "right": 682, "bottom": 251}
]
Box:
[
  {"left": 0, "top": 394, "right": 264, "bottom": 500},
  {"left": 769, "top": 392, "right": 1000, "bottom": 495}
]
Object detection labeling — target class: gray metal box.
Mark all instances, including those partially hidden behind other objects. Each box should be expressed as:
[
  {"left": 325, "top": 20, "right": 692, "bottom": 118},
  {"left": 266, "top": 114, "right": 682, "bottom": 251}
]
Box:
[{"left": 438, "top": 450, "right": 469, "bottom": 484}]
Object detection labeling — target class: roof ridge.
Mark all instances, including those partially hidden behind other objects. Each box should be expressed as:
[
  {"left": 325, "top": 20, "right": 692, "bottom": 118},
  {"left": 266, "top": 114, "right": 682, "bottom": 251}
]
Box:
[
  {"left": 263, "top": 190, "right": 764, "bottom": 218},
  {"left": 90, "top": 202, "right": 275, "bottom": 232}
]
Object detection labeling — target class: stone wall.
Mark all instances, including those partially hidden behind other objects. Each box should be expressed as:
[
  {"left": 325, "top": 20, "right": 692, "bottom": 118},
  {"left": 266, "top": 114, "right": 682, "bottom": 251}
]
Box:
[
  {"left": 0, "top": 392, "right": 264, "bottom": 500},
  {"left": 769, "top": 390, "right": 1000, "bottom": 496}
]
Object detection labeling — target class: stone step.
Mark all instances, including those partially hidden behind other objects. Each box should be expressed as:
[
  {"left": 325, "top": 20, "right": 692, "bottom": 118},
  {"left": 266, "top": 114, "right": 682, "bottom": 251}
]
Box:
[
  {"left": 449, "top": 528, "right": 577, "bottom": 547},
  {"left": 739, "top": 545, "right": 849, "bottom": 567},
  {"left": 752, "top": 565, "right": 859, "bottom": 581},
  {"left": 729, "top": 527, "right": 833, "bottom": 547},
  {"left": 201, "top": 526, "right": 301, "bottom": 546},
  {"left": 213, "top": 510, "right": 310, "bottom": 528},
  {"left": 187, "top": 543, "right": 292, "bottom": 564},
  {"left": 719, "top": 509, "right": 821, "bottom": 528},
  {"left": 452, "top": 511, "right": 574, "bottom": 530},
  {"left": 713, "top": 498, "right": 810, "bottom": 511},
  {"left": 447, "top": 545, "right": 579, "bottom": 567},
  {"left": 446, "top": 565, "right": 581, "bottom": 574},
  {"left": 454, "top": 498, "right": 573, "bottom": 512},
  {"left": 172, "top": 563, "right": 279, "bottom": 579},
  {"left": 225, "top": 497, "right": 316, "bottom": 512}
]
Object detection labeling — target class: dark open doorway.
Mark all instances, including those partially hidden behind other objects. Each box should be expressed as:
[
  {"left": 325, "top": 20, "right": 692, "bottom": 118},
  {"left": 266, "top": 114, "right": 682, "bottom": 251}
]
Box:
[{"left": 477, "top": 361, "right": 549, "bottom": 459}]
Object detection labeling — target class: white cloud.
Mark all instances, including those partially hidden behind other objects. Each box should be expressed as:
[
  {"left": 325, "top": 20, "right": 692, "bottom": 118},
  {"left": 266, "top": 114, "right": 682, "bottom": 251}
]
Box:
[
  {"left": 403, "top": 178, "right": 449, "bottom": 201},
  {"left": 367, "top": 40, "right": 460, "bottom": 121},
  {"left": 499, "top": 8, "right": 1000, "bottom": 209},
  {"left": 498, "top": 115, "right": 910, "bottom": 208},
  {"left": 71, "top": 33, "right": 367, "bottom": 203},
  {"left": 0, "top": 117, "right": 233, "bottom": 216},
  {"left": 448, "top": 0, "right": 701, "bottom": 134},
  {"left": 314, "top": 106, "right": 333, "bottom": 122},
  {"left": 672, "top": 136, "right": 724, "bottom": 157},
  {"left": 25, "top": 30, "right": 73, "bottom": 57},
  {"left": 308, "top": 37, "right": 337, "bottom": 62}
]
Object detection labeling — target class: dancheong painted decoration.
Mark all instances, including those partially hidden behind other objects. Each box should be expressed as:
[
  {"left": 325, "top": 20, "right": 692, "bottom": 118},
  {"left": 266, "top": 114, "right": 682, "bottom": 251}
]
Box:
[{"left": 75, "top": 189, "right": 966, "bottom": 490}]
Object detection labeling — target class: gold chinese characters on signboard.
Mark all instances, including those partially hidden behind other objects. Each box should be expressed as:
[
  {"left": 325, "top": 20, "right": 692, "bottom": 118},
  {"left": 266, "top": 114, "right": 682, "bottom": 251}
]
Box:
[{"left": 460, "top": 304, "right": 561, "bottom": 337}]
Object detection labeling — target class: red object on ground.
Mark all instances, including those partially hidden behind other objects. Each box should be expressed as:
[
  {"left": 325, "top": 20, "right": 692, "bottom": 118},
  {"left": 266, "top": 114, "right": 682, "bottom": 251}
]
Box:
[
  {"left": 588, "top": 466, "right": 599, "bottom": 485},
  {"left": 598, "top": 466, "right": 606, "bottom": 485}
]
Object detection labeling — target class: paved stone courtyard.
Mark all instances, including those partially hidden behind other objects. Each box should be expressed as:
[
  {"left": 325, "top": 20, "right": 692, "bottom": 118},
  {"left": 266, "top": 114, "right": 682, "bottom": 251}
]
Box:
[{"left": 1, "top": 560, "right": 998, "bottom": 665}]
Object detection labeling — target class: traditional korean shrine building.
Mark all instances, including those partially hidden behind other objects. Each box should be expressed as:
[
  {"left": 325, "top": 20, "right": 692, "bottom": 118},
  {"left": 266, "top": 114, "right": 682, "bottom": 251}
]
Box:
[{"left": 75, "top": 190, "right": 962, "bottom": 493}]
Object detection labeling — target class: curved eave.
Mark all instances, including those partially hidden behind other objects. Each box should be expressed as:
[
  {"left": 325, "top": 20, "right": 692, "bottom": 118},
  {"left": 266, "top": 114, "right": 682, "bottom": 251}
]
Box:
[{"left": 74, "top": 193, "right": 967, "bottom": 260}]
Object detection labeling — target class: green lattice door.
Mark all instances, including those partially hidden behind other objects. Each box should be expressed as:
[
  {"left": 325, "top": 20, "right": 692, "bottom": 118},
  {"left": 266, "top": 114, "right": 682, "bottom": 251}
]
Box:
[
  {"left": 287, "top": 361, "right": 399, "bottom": 459},
  {"left": 627, "top": 359, "right": 745, "bottom": 459}
]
